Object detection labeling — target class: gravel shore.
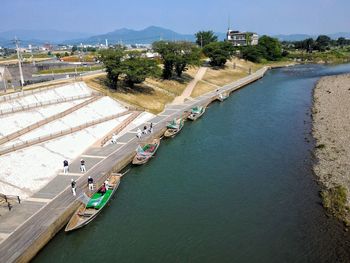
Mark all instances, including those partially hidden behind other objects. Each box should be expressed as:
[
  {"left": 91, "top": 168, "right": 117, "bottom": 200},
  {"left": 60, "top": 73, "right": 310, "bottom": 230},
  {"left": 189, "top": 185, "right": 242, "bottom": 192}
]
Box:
[{"left": 313, "top": 74, "right": 350, "bottom": 222}]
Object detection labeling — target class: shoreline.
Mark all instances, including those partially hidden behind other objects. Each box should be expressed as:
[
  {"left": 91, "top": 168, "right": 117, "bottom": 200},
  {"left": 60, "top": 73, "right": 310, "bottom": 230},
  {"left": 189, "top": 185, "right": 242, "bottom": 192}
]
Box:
[{"left": 312, "top": 73, "right": 350, "bottom": 225}]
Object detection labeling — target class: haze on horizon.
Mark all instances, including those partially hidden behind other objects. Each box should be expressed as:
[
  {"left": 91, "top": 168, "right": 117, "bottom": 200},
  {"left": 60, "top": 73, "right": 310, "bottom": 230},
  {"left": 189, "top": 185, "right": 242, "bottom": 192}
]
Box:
[{"left": 0, "top": 0, "right": 349, "bottom": 35}]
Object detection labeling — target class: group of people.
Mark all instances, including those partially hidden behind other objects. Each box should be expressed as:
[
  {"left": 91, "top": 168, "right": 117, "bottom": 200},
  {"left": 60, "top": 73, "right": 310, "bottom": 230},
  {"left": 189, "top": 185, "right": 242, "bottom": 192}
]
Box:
[
  {"left": 63, "top": 159, "right": 86, "bottom": 174},
  {"left": 70, "top": 176, "right": 110, "bottom": 196},
  {"left": 136, "top": 123, "right": 154, "bottom": 139}
]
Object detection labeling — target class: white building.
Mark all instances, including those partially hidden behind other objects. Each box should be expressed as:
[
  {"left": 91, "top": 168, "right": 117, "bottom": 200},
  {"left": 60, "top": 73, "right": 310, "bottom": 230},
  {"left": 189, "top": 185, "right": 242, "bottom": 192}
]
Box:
[{"left": 227, "top": 29, "right": 259, "bottom": 47}]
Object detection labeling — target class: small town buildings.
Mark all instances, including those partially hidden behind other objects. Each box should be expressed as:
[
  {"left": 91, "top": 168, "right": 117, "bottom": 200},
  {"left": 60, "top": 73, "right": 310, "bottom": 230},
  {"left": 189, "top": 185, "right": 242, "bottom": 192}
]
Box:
[{"left": 227, "top": 29, "right": 259, "bottom": 46}]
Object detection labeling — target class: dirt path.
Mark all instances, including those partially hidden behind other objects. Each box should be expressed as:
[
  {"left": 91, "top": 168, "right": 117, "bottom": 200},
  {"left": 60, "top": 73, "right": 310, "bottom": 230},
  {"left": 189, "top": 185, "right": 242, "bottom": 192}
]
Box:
[{"left": 172, "top": 67, "right": 207, "bottom": 104}]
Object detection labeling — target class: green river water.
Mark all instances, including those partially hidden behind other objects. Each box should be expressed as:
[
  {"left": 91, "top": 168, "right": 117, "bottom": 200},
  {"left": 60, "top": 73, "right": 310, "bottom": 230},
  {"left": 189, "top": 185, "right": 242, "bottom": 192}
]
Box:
[{"left": 34, "top": 64, "right": 350, "bottom": 263}]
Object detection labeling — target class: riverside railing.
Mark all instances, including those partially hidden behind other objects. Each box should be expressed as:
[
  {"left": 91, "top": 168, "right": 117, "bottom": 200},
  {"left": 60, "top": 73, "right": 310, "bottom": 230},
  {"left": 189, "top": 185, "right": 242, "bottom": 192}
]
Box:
[
  {"left": 0, "top": 92, "right": 100, "bottom": 116},
  {"left": 100, "top": 111, "right": 142, "bottom": 147},
  {"left": 0, "top": 110, "right": 133, "bottom": 156},
  {"left": 0, "top": 96, "right": 102, "bottom": 145}
]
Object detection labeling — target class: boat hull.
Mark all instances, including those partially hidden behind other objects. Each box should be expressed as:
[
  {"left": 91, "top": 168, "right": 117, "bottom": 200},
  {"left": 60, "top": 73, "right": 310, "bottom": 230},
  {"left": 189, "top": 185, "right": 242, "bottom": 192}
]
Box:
[
  {"left": 132, "top": 138, "right": 160, "bottom": 165},
  {"left": 65, "top": 175, "right": 121, "bottom": 232}
]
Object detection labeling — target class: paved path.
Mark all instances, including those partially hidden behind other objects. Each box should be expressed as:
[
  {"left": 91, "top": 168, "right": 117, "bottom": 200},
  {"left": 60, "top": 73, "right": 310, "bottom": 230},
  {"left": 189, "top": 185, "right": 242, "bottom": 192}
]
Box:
[
  {"left": 0, "top": 67, "right": 268, "bottom": 263},
  {"left": 172, "top": 67, "right": 207, "bottom": 104}
]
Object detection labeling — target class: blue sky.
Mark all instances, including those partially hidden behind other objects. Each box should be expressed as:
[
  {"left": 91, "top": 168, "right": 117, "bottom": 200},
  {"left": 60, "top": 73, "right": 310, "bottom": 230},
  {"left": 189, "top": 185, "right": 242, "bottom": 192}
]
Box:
[{"left": 1, "top": 0, "right": 349, "bottom": 35}]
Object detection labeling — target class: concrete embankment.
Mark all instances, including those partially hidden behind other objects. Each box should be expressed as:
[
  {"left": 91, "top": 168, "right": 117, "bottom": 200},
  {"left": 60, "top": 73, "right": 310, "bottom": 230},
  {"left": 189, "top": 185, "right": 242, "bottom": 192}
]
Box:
[
  {"left": 0, "top": 67, "right": 268, "bottom": 263},
  {"left": 312, "top": 74, "right": 350, "bottom": 224}
]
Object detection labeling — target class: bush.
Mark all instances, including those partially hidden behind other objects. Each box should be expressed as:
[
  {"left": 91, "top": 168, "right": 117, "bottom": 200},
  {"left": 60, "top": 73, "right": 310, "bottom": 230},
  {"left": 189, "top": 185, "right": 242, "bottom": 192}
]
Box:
[{"left": 321, "top": 185, "right": 349, "bottom": 221}]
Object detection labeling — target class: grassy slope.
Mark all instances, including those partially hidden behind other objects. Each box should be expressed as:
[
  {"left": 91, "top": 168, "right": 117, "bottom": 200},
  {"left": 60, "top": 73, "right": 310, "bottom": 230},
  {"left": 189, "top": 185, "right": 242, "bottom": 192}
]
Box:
[{"left": 83, "top": 67, "right": 198, "bottom": 114}]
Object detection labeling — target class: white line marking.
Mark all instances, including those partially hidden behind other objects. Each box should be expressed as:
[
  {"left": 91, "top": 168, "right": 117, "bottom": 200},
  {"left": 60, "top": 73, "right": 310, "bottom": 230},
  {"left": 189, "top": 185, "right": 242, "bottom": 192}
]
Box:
[{"left": 81, "top": 154, "right": 107, "bottom": 159}]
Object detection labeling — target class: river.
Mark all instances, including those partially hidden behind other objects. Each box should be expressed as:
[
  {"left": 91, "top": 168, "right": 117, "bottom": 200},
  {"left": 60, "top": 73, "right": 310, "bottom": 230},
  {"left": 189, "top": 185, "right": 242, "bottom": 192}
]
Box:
[{"left": 34, "top": 64, "right": 350, "bottom": 263}]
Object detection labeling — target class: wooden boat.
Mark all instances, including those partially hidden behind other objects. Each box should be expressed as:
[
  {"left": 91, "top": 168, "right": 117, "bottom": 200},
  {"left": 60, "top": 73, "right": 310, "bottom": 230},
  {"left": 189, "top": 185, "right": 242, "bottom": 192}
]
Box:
[
  {"left": 164, "top": 118, "right": 184, "bottom": 138},
  {"left": 218, "top": 92, "right": 229, "bottom": 102},
  {"left": 187, "top": 106, "right": 206, "bottom": 121},
  {"left": 65, "top": 174, "right": 121, "bottom": 232},
  {"left": 132, "top": 138, "right": 160, "bottom": 165}
]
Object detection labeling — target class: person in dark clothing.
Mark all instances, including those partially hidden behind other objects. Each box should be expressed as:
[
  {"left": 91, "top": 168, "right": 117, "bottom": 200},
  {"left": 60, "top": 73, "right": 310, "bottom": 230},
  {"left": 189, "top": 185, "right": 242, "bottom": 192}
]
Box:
[
  {"left": 63, "top": 160, "right": 69, "bottom": 174},
  {"left": 71, "top": 179, "right": 76, "bottom": 196},
  {"left": 80, "top": 159, "right": 86, "bottom": 173},
  {"left": 88, "top": 176, "right": 94, "bottom": 191}
]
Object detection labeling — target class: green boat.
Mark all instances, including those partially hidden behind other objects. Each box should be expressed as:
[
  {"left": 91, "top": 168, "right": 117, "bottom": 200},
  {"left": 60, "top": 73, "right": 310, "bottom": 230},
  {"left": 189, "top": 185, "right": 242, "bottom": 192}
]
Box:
[
  {"left": 188, "top": 106, "right": 206, "bottom": 121},
  {"left": 164, "top": 118, "right": 184, "bottom": 138},
  {"left": 65, "top": 174, "right": 121, "bottom": 232}
]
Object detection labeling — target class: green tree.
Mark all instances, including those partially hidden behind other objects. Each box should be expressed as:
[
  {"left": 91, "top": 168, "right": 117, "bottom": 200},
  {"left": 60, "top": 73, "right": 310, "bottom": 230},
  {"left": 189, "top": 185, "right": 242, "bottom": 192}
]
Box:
[
  {"left": 122, "top": 51, "right": 160, "bottom": 87},
  {"left": 203, "top": 41, "right": 234, "bottom": 67},
  {"left": 71, "top": 45, "right": 78, "bottom": 53},
  {"left": 241, "top": 46, "right": 263, "bottom": 63},
  {"left": 153, "top": 41, "right": 201, "bottom": 79},
  {"left": 315, "top": 35, "right": 331, "bottom": 51},
  {"left": 337, "top": 37, "right": 347, "bottom": 47},
  {"left": 195, "top": 31, "right": 218, "bottom": 47},
  {"left": 99, "top": 48, "right": 124, "bottom": 88},
  {"left": 258, "top": 35, "right": 282, "bottom": 61}
]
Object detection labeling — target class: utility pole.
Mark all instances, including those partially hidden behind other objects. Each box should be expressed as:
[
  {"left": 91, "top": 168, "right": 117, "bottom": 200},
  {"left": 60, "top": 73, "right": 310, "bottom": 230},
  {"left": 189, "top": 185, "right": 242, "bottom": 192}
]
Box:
[
  {"left": 200, "top": 35, "right": 203, "bottom": 48},
  {"left": 14, "top": 38, "right": 24, "bottom": 89}
]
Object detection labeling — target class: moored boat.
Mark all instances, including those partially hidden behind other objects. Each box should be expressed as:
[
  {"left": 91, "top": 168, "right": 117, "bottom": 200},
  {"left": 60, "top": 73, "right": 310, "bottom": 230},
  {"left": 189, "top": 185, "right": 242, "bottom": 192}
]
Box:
[
  {"left": 65, "top": 174, "right": 121, "bottom": 232},
  {"left": 218, "top": 92, "right": 229, "bottom": 102},
  {"left": 132, "top": 138, "right": 160, "bottom": 165},
  {"left": 188, "top": 106, "right": 206, "bottom": 121},
  {"left": 164, "top": 118, "right": 184, "bottom": 138}
]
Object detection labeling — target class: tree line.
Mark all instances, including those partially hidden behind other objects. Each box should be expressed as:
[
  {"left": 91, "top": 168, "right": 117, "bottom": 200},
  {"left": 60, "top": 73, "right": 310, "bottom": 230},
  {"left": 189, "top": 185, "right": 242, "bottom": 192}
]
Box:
[
  {"left": 286, "top": 35, "right": 350, "bottom": 53},
  {"left": 100, "top": 30, "right": 297, "bottom": 90}
]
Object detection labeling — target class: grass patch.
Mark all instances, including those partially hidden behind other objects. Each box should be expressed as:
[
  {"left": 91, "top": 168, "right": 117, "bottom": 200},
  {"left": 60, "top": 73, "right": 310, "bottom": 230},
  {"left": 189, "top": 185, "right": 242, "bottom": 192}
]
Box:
[
  {"left": 83, "top": 74, "right": 175, "bottom": 114},
  {"left": 191, "top": 81, "right": 218, "bottom": 97},
  {"left": 321, "top": 185, "right": 350, "bottom": 224},
  {"left": 316, "top": 144, "right": 326, "bottom": 149},
  {"left": 37, "top": 66, "right": 104, "bottom": 74}
]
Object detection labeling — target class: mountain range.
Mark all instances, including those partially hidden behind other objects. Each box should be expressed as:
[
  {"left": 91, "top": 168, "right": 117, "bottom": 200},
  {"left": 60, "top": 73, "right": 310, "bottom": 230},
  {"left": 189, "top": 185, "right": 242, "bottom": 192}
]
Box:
[
  {"left": 0, "top": 26, "right": 349, "bottom": 48},
  {"left": 274, "top": 32, "right": 350, "bottom": 41}
]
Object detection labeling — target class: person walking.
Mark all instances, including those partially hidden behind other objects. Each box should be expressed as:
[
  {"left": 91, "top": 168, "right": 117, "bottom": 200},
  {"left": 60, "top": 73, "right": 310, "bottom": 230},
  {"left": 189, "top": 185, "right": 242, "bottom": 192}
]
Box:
[
  {"left": 143, "top": 125, "right": 148, "bottom": 135},
  {"left": 149, "top": 123, "right": 153, "bottom": 134},
  {"left": 87, "top": 176, "right": 94, "bottom": 191},
  {"left": 136, "top": 128, "right": 142, "bottom": 139},
  {"left": 104, "top": 179, "right": 109, "bottom": 191},
  {"left": 63, "top": 160, "right": 69, "bottom": 174},
  {"left": 111, "top": 133, "right": 117, "bottom": 144},
  {"left": 80, "top": 159, "right": 86, "bottom": 173},
  {"left": 71, "top": 179, "right": 76, "bottom": 196}
]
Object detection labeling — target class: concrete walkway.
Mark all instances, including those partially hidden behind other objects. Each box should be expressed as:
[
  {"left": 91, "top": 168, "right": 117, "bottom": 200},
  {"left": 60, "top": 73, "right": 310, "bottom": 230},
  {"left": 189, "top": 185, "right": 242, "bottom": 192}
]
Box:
[
  {"left": 172, "top": 67, "right": 207, "bottom": 104},
  {"left": 0, "top": 67, "right": 268, "bottom": 263}
]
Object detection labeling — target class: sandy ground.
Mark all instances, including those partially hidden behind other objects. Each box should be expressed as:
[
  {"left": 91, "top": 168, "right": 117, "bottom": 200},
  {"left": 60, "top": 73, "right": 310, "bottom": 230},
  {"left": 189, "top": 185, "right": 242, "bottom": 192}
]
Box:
[{"left": 313, "top": 74, "right": 350, "bottom": 214}]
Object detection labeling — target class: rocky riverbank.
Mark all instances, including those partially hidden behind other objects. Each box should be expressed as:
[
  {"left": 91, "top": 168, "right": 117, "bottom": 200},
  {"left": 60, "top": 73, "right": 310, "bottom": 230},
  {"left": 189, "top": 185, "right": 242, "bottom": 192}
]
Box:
[{"left": 313, "top": 74, "right": 350, "bottom": 225}]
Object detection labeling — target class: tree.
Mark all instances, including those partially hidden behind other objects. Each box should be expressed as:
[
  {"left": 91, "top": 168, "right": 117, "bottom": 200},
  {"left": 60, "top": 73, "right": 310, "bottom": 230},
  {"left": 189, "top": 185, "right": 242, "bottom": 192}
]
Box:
[
  {"left": 315, "top": 35, "right": 331, "bottom": 51},
  {"left": 122, "top": 51, "right": 160, "bottom": 87},
  {"left": 337, "top": 37, "right": 347, "bottom": 47},
  {"left": 173, "top": 42, "right": 201, "bottom": 77},
  {"left": 241, "top": 46, "right": 263, "bottom": 63},
  {"left": 71, "top": 45, "right": 78, "bottom": 53},
  {"left": 99, "top": 48, "right": 124, "bottom": 88},
  {"left": 153, "top": 41, "right": 201, "bottom": 79},
  {"left": 203, "top": 41, "right": 234, "bottom": 67},
  {"left": 195, "top": 31, "right": 218, "bottom": 47},
  {"left": 257, "top": 35, "right": 282, "bottom": 61}
]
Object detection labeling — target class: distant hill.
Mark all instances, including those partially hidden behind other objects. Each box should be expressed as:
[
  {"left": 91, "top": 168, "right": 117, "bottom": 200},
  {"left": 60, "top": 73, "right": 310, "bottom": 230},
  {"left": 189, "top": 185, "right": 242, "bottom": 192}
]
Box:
[
  {"left": 67, "top": 26, "right": 196, "bottom": 45},
  {"left": 274, "top": 32, "right": 350, "bottom": 41},
  {"left": 0, "top": 29, "right": 92, "bottom": 43}
]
